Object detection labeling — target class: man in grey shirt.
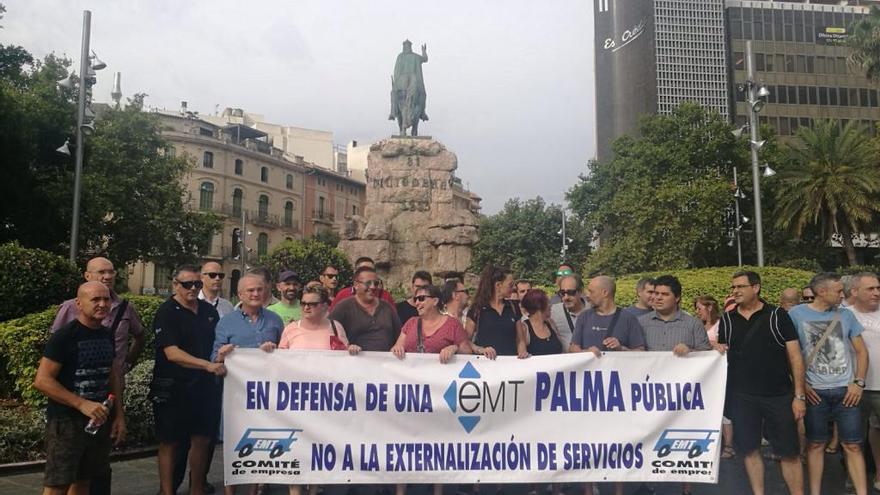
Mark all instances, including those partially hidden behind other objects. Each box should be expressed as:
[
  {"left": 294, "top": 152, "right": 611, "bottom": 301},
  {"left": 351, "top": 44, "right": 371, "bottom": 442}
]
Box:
[
  {"left": 624, "top": 277, "right": 655, "bottom": 318},
  {"left": 638, "top": 274, "right": 710, "bottom": 355},
  {"left": 329, "top": 266, "right": 401, "bottom": 351},
  {"left": 550, "top": 274, "right": 589, "bottom": 350}
]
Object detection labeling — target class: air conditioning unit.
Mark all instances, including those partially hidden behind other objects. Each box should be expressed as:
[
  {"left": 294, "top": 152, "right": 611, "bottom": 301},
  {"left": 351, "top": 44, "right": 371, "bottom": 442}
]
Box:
[{"left": 142, "top": 287, "right": 156, "bottom": 295}]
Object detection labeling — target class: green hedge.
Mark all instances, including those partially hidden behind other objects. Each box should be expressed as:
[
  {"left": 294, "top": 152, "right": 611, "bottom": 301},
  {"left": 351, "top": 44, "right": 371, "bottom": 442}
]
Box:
[
  {"left": 612, "top": 266, "right": 815, "bottom": 308},
  {"left": 0, "top": 295, "right": 163, "bottom": 407},
  {"left": 0, "top": 242, "right": 80, "bottom": 322}
]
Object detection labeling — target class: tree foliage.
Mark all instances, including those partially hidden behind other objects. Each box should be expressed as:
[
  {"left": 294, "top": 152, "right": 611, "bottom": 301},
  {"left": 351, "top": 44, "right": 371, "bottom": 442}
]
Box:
[
  {"left": 471, "top": 197, "right": 590, "bottom": 284},
  {"left": 773, "top": 119, "right": 880, "bottom": 266},
  {"left": 0, "top": 45, "right": 220, "bottom": 267},
  {"left": 568, "top": 103, "right": 749, "bottom": 275},
  {"left": 848, "top": 6, "right": 880, "bottom": 80},
  {"left": 0, "top": 242, "right": 79, "bottom": 321},
  {"left": 256, "top": 238, "right": 353, "bottom": 287}
]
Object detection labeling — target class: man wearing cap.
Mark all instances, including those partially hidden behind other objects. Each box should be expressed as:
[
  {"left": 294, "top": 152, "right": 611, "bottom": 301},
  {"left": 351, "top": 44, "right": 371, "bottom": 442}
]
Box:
[
  {"left": 198, "top": 262, "right": 234, "bottom": 318},
  {"left": 268, "top": 270, "right": 303, "bottom": 324}
]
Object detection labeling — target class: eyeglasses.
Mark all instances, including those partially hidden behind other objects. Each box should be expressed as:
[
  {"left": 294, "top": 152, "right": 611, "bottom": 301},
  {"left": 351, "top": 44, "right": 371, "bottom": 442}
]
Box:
[
  {"left": 414, "top": 295, "right": 436, "bottom": 302},
  {"left": 558, "top": 289, "right": 579, "bottom": 297},
  {"left": 556, "top": 269, "right": 573, "bottom": 276},
  {"left": 175, "top": 279, "right": 204, "bottom": 290},
  {"left": 301, "top": 301, "right": 323, "bottom": 309},
  {"left": 203, "top": 272, "right": 225, "bottom": 280},
  {"left": 321, "top": 273, "right": 338, "bottom": 279},
  {"left": 360, "top": 280, "right": 383, "bottom": 288},
  {"left": 455, "top": 289, "right": 470, "bottom": 295},
  {"left": 89, "top": 269, "right": 117, "bottom": 276}
]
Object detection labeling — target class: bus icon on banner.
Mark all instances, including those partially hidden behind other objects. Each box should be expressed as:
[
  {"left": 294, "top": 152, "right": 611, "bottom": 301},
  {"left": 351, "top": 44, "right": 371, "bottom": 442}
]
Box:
[
  {"left": 235, "top": 428, "right": 303, "bottom": 459},
  {"left": 653, "top": 429, "right": 718, "bottom": 459}
]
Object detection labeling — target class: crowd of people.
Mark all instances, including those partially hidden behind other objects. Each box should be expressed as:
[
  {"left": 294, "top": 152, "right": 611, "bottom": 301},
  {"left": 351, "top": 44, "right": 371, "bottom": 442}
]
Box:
[{"left": 31, "top": 255, "right": 880, "bottom": 495}]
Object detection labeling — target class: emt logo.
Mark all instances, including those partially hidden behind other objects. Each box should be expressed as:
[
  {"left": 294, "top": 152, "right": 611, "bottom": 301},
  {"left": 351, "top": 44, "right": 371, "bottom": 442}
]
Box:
[
  {"left": 653, "top": 429, "right": 718, "bottom": 459},
  {"left": 443, "top": 361, "right": 523, "bottom": 433},
  {"left": 235, "top": 428, "right": 303, "bottom": 459}
]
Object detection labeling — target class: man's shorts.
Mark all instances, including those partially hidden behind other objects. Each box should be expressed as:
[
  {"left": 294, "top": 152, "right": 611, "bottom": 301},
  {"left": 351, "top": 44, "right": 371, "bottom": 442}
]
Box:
[
  {"left": 154, "top": 388, "right": 220, "bottom": 443},
  {"left": 44, "top": 416, "right": 111, "bottom": 487},
  {"left": 805, "top": 386, "right": 863, "bottom": 444},
  {"left": 729, "top": 391, "right": 800, "bottom": 458},
  {"left": 862, "top": 390, "right": 880, "bottom": 429}
]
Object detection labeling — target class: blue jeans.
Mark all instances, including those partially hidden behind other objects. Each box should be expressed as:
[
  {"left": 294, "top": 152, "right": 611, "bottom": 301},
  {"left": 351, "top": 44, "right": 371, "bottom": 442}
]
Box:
[{"left": 804, "top": 386, "right": 863, "bottom": 444}]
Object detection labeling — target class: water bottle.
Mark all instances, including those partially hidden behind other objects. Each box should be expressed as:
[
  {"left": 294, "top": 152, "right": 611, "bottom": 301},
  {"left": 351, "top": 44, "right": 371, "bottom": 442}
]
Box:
[{"left": 84, "top": 394, "right": 115, "bottom": 435}]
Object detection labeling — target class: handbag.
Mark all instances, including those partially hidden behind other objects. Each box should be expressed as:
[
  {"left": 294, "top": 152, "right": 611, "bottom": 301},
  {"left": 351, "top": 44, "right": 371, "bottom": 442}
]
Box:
[{"left": 329, "top": 319, "right": 348, "bottom": 351}]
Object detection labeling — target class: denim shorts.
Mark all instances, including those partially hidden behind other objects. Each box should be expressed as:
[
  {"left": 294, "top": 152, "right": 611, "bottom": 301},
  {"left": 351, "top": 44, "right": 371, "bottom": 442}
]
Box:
[{"left": 804, "top": 386, "right": 863, "bottom": 444}]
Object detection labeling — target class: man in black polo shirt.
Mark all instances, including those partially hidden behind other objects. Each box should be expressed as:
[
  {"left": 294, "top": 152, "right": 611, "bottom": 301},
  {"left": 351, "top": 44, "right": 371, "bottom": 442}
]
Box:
[
  {"left": 151, "top": 265, "right": 227, "bottom": 495},
  {"left": 718, "top": 270, "right": 806, "bottom": 495}
]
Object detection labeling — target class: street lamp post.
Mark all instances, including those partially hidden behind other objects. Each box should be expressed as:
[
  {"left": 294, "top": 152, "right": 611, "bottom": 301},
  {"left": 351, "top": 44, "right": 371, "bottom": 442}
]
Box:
[
  {"left": 732, "top": 167, "right": 744, "bottom": 267},
  {"left": 69, "top": 10, "right": 92, "bottom": 263},
  {"left": 745, "top": 40, "right": 766, "bottom": 267}
]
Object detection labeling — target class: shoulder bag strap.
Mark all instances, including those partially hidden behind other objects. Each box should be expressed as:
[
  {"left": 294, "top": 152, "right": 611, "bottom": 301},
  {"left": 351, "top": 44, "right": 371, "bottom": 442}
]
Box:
[
  {"left": 330, "top": 319, "right": 338, "bottom": 337},
  {"left": 110, "top": 299, "right": 128, "bottom": 338},
  {"left": 563, "top": 308, "right": 575, "bottom": 332},
  {"left": 606, "top": 308, "right": 622, "bottom": 340},
  {"left": 417, "top": 318, "right": 426, "bottom": 353},
  {"left": 805, "top": 310, "right": 843, "bottom": 370}
]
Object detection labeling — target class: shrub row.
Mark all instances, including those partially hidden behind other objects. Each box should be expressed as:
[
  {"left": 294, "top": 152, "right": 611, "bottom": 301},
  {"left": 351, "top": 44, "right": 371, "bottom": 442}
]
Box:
[{"left": 0, "top": 242, "right": 80, "bottom": 322}]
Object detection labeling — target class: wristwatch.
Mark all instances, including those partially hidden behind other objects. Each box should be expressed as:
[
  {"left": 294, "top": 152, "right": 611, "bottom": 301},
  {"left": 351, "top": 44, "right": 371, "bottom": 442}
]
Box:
[
  {"left": 794, "top": 394, "right": 806, "bottom": 401},
  {"left": 854, "top": 378, "right": 866, "bottom": 388}
]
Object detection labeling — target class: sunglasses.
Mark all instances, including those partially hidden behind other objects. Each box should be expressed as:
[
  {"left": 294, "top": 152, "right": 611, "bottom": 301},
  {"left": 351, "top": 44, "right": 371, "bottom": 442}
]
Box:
[
  {"left": 802, "top": 296, "right": 815, "bottom": 302},
  {"left": 301, "top": 301, "right": 323, "bottom": 309},
  {"left": 556, "top": 269, "right": 574, "bottom": 276},
  {"left": 558, "top": 289, "right": 579, "bottom": 297},
  {"left": 203, "top": 272, "right": 225, "bottom": 280},
  {"left": 414, "top": 295, "right": 436, "bottom": 302},
  {"left": 176, "top": 279, "right": 204, "bottom": 290},
  {"left": 321, "top": 273, "right": 338, "bottom": 279}
]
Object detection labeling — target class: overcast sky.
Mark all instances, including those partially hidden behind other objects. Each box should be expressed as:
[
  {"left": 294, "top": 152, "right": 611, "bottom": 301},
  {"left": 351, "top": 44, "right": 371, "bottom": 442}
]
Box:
[{"left": 4, "top": 0, "right": 595, "bottom": 213}]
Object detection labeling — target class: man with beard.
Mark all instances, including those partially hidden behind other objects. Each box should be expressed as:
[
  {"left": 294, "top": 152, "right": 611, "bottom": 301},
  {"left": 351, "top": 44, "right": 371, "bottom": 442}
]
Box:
[{"left": 268, "top": 270, "right": 303, "bottom": 324}]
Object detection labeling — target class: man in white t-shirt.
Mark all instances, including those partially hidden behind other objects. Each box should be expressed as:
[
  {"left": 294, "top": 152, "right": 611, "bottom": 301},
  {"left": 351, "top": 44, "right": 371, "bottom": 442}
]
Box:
[{"left": 849, "top": 272, "right": 880, "bottom": 491}]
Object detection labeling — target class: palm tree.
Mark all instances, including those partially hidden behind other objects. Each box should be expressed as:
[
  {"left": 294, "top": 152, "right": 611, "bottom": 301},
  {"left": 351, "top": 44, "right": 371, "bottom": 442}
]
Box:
[
  {"left": 847, "top": 5, "right": 880, "bottom": 80},
  {"left": 773, "top": 120, "right": 880, "bottom": 266}
]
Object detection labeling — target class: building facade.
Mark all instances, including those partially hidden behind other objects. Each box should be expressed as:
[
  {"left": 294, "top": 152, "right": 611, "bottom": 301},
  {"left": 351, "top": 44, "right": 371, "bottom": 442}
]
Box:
[
  {"left": 127, "top": 110, "right": 365, "bottom": 297},
  {"left": 727, "top": 0, "right": 880, "bottom": 140},
  {"left": 594, "top": 0, "right": 879, "bottom": 160}
]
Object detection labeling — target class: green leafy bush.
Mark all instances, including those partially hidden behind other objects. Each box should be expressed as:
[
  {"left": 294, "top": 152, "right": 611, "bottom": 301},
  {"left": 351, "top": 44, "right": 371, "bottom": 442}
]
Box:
[
  {"left": 0, "top": 242, "right": 80, "bottom": 322},
  {"left": 123, "top": 359, "right": 155, "bottom": 447},
  {"left": 0, "top": 402, "right": 46, "bottom": 464},
  {"left": 612, "top": 266, "right": 815, "bottom": 308},
  {"left": 0, "top": 295, "right": 162, "bottom": 407},
  {"left": 256, "top": 238, "right": 353, "bottom": 288}
]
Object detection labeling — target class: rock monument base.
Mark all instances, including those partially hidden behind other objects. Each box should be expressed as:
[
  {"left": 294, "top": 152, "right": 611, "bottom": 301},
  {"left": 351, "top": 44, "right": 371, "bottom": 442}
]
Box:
[{"left": 339, "top": 137, "right": 479, "bottom": 289}]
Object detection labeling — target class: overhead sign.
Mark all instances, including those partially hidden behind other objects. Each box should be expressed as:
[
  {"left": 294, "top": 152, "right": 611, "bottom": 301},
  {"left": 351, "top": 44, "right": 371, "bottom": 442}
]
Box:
[
  {"left": 816, "top": 26, "right": 849, "bottom": 45},
  {"left": 223, "top": 349, "right": 727, "bottom": 486}
]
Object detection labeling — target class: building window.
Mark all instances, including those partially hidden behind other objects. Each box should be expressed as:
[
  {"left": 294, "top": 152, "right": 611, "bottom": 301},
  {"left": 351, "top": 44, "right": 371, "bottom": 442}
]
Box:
[
  {"left": 234, "top": 159, "right": 243, "bottom": 176},
  {"left": 232, "top": 188, "right": 243, "bottom": 217},
  {"left": 258, "top": 194, "right": 269, "bottom": 220},
  {"left": 352, "top": 205, "right": 358, "bottom": 216},
  {"left": 318, "top": 196, "right": 326, "bottom": 217},
  {"left": 199, "top": 127, "right": 214, "bottom": 137},
  {"left": 286, "top": 174, "right": 293, "bottom": 190},
  {"left": 261, "top": 167, "right": 269, "bottom": 183},
  {"left": 153, "top": 265, "right": 173, "bottom": 293},
  {"left": 257, "top": 233, "right": 268, "bottom": 256},
  {"left": 199, "top": 182, "right": 214, "bottom": 211},
  {"left": 203, "top": 151, "right": 214, "bottom": 168},
  {"left": 284, "top": 201, "right": 294, "bottom": 228},
  {"left": 230, "top": 269, "right": 241, "bottom": 296}
]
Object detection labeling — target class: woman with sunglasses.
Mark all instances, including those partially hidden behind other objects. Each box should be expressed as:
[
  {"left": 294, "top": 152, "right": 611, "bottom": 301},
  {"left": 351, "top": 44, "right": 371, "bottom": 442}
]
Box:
[
  {"left": 262, "top": 282, "right": 359, "bottom": 495},
  {"left": 465, "top": 264, "right": 518, "bottom": 357},
  {"left": 390, "top": 284, "right": 478, "bottom": 363}
]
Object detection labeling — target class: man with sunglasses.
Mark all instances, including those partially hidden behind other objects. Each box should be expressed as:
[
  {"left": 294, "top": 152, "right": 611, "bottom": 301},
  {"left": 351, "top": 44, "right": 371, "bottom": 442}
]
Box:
[
  {"left": 550, "top": 274, "right": 589, "bottom": 350},
  {"left": 549, "top": 263, "right": 576, "bottom": 305},
  {"left": 199, "top": 262, "right": 234, "bottom": 318},
  {"left": 329, "top": 266, "right": 402, "bottom": 351},
  {"left": 319, "top": 264, "right": 340, "bottom": 297},
  {"left": 329, "top": 257, "right": 395, "bottom": 309},
  {"left": 151, "top": 265, "right": 226, "bottom": 495}
]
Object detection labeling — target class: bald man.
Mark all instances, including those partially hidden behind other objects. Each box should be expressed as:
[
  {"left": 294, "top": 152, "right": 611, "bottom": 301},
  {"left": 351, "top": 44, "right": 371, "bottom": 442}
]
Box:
[
  {"left": 52, "top": 257, "right": 145, "bottom": 376},
  {"left": 780, "top": 288, "right": 801, "bottom": 311},
  {"left": 35, "top": 282, "right": 125, "bottom": 495},
  {"left": 570, "top": 276, "right": 646, "bottom": 355}
]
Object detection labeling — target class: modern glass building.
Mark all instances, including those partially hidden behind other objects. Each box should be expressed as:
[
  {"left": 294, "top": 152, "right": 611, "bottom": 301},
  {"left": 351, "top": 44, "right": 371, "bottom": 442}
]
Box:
[{"left": 594, "top": 0, "right": 879, "bottom": 160}]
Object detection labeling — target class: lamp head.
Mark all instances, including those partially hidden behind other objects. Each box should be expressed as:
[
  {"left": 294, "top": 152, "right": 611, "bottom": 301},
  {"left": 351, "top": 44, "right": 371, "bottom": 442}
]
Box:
[
  {"left": 90, "top": 51, "right": 107, "bottom": 71},
  {"left": 763, "top": 165, "right": 776, "bottom": 177},
  {"left": 757, "top": 86, "right": 771, "bottom": 99},
  {"left": 56, "top": 139, "right": 71, "bottom": 156},
  {"left": 81, "top": 122, "right": 95, "bottom": 136}
]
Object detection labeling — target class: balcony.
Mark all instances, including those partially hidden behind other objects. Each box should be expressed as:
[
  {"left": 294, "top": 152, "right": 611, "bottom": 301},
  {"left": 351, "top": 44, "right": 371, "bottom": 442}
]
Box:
[{"left": 311, "top": 210, "right": 335, "bottom": 224}]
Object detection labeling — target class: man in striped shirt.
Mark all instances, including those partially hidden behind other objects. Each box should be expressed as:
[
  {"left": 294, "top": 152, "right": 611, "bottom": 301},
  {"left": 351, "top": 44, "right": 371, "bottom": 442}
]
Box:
[{"left": 638, "top": 274, "right": 710, "bottom": 355}]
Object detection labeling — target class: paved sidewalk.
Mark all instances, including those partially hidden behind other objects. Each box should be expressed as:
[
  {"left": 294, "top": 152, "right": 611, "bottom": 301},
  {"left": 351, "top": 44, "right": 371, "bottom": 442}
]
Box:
[{"left": 0, "top": 448, "right": 855, "bottom": 494}]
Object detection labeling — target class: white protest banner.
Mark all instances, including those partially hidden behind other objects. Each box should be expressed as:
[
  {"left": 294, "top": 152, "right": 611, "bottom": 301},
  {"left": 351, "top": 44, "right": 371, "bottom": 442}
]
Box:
[{"left": 223, "top": 349, "right": 726, "bottom": 486}]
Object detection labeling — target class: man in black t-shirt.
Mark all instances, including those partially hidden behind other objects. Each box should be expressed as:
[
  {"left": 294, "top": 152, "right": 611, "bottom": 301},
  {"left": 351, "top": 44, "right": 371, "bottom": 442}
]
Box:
[
  {"left": 397, "top": 270, "right": 432, "bottom": 326},
  {"left": 34, "top": 281, "right": 125, "bottom": 493},
  {"left": 151, "top": 265, "right": 226, "bottom": 495},
  {"left": 718, "top": 270, "right": 806, "bottom": 495}
]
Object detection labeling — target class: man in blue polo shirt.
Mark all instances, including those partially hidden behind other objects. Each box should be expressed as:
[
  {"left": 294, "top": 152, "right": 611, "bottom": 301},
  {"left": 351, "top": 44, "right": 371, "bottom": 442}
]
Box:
[{"left": 213, "top": 273, "right": 284, "bottom": 361}]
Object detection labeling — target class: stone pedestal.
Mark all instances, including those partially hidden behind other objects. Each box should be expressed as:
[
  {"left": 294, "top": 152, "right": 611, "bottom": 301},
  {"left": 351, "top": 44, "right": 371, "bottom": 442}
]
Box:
[{"left": 338, "top": 137, "right": 479, "bottom": 289}]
